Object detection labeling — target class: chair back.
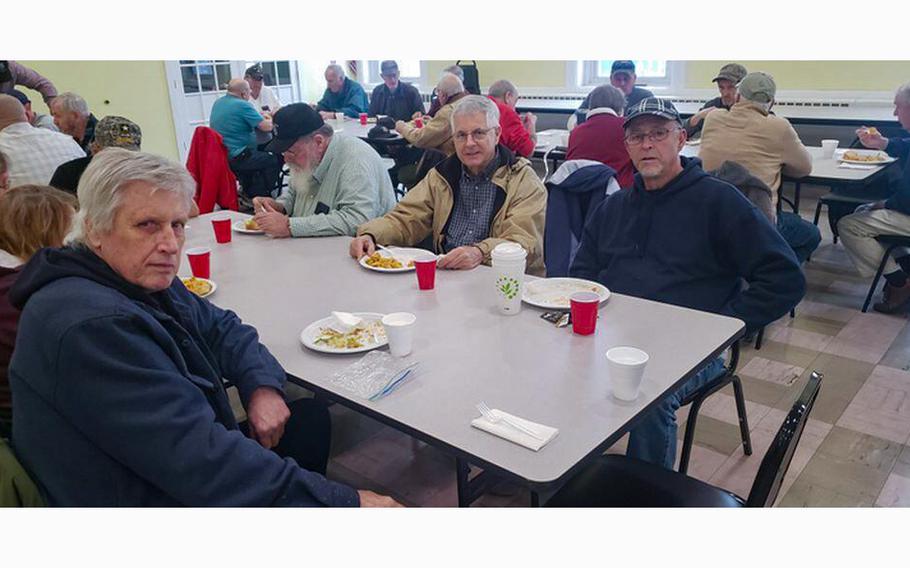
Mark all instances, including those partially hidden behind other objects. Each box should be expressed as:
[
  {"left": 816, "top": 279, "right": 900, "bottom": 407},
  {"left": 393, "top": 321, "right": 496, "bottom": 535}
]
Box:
[
  {"left": 745, "top": 371, "right": 823, "bottom": 507},
  {"left": 0, "top": 437, "right": 45, "bottom": 507}
]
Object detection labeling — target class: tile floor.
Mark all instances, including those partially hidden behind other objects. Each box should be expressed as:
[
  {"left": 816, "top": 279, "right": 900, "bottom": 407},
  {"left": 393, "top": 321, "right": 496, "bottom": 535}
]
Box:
[{"left": 321, "top": 185, "right": 910, "bottom": 507}]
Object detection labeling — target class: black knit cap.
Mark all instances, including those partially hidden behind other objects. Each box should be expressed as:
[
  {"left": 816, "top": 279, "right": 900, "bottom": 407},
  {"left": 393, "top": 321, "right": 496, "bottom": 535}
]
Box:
[{"left": 265, "top": 103, "right": 326, "bottom": 153}]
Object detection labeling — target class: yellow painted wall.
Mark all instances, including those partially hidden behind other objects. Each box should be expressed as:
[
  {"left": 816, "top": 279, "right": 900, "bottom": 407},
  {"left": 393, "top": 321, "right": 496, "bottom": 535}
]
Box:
[
  {"left": 18, "top": 61, "right": 180, "bottom": 162},
  {"left": 425, "top": 60, "right": 567, "bottom": 89},
  {"left": 685, "top": 61, "right": 910, "bottom": 91}
]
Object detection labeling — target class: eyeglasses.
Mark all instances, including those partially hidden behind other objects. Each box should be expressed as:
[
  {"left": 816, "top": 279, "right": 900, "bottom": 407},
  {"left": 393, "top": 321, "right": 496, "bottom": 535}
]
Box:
[
  {"left": 624, "top": 127, "right": 680, "bottom": 146},
  {"left": 454, "top": 127, "right": 497, "bottom": 143}
]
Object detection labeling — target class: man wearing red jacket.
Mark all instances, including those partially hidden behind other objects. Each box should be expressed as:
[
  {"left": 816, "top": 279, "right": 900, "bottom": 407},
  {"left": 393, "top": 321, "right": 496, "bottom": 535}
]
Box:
[
  {"left": 487, "top": 80, "right": 536, "bottom": 158},
  {"left": 566, "top": 84, "right": 635, "bottom": 188}
]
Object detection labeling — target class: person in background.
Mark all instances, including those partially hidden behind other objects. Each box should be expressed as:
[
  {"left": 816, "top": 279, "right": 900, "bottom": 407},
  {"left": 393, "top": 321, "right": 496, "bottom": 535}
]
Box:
[
  {"left": 838, "top": 81, "right": 910, "bottom": 314},
  {"left": 487, "top": 79, "right": 536, "bottom": 158},
  {"left": 352, "top": 95, "right": 547, "bottom": 276},
  {"left": 0, "top": 185, "right": 77, "bottom": 439},
  {"left": 0, "top": 61, "right": 57, "bottom": 105},
  {"left": 683, "top": 63, "right": 748, "bottom": 139},
  {"left": 244, "top": 63, "right": 282, "bottom": 115},
  {"left": 49, "top": 92, "right": 97, "bottom": 155},
  {"left": 9, "top": 89, "right": 57, "bottom": 131},
  {"left": 426, "top": 65, "right": 465, "bottom": 118},
  {"left": 0, "top": 94, "right": 84, "bottom": 188},
  {"left": 8, "top": 149, "right": 401, "bottom": 507},
  {"left": 251, "top": 104, "right": 395, "bottom": 238},
  {"left": 565, "top": 84, "right": 634, "bottom": 188},
  {"left": 315, "top": 64, "right": 368, "bottom": 120},
  {"left": 571, "top": 60, "right": 654, "bottom": 129},
  {"left": 0, "top": 151, "right": 8, "bottom": 194},
  {"left": 50, "top": 115, "right": 141, "bottom": 195},
  {"left": 570, "top": 98, "right": 805, "bottom": 469},
  {"left": 368, "top": 60, "right": 424, "bottom": 122},
  {"left": 699, "top": 72, "right": 819, "bottom": 264},
  {"left": 395, "top": 73, "right": 467, "bottom": 156}
]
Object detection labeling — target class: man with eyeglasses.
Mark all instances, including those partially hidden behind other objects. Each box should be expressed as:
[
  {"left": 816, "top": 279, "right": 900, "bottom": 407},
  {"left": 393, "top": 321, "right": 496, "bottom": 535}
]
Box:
[
  {"left": 351, "top": 95, "right": 547, "bottom": 276},
  {"left": 570, "top": 97, "right": 805, "bottom": 470},
  {"left": 369, "top": 61, "right": 424, "bottom": 122}
]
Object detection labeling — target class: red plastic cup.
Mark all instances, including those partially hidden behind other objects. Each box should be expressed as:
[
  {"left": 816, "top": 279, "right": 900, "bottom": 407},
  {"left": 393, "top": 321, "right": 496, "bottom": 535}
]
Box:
[
  {"left": 415, "top": 117, "right": 424, "bottom": 128},
  {"left": 570, "top": 291, "right": 600, "bottom": 335},
  {"left": 359, "top": 112, "right": 368, "bottom": 125},
  {"left": 186, "top": 247, "right": 211, "bottom": 279},
  {"left": 211, "top": 216, "right": 232, "bottom": 244},
  {"left": 413, "top": 257, "right": 437, "bottom": 290}
]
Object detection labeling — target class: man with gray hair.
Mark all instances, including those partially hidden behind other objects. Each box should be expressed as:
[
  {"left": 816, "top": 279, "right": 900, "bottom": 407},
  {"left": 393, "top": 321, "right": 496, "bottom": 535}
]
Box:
[
  {"left": 395, "top": 72, "right": 468, "bottom": 156},
  {"left": 426, "top": 65, "right": 465, "bottom": 118},
  {"left": 250, "top": 104, "right": 395, "bottom": 238},
  {"left": 49, "top": 92, "right": 98, "bottom": 155},
  {"left": 7, "top": 148, "right": 400, "bottom": 507},
  {"left": 487, "top": 79, "right": 536, "bottom": 158},
  {"left": 0, "top": 94, "right": 84, "bottom": 188},
  {"left": 352, "top": 95, "right": 547, "bottom": 275},
  {"left": 315, "top": 64, "right": 368, "bottom": 120},
  {"left": 209, "top": 78, "right": 281, "bottom": 199},
  {"left": 700, "top": 72, "right": 819, "bottom": 264},
  {"left": 565, "top": 84, "right": 634, "bottom": 187}
]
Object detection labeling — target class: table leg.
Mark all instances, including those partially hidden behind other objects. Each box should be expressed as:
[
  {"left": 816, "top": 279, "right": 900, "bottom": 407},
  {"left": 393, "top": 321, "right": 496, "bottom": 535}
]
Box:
[
  {"left": 456, "top": 458, "right": 471, "bottom": 507},
  {"left": 531, "top": 491, "right": 540, "bottom": 507},
  {"left": 793, "top": 182, "right": 801, "bottom": 214}
]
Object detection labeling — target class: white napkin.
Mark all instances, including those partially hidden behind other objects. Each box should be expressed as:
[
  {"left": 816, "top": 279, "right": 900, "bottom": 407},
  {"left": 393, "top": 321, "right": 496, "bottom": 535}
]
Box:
[
  {"left": 471, "top": 409, "right": 559, "bottom": 451},
  {"left": 330, "top": 311, "right": 362, "bottom": 333},
  {"left": 838, "top": 163, "right": 878, "bottom": 170}
]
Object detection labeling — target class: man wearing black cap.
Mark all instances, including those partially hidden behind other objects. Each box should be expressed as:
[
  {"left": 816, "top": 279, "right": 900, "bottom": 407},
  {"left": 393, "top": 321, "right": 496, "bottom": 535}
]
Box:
[
  {"left": 572, "top": 60, "right": 654, "bottom": 128},
  {"left": 368, "top": 61, "right": 424, "bottom": 122},
  {"left": 570, "top": 97, "right": 804, "bottom": 470},
  {"left": 244, "top": 63, "right": 282, "bottom": 115},
  {"left": 251, "top": 103, "right": 395, "bottom": 238},
  {"left": 683, "top": 63, "right": 748, "bottom": 139},
  {"left": 9, "top": 89, "right": 57, "bottom": 131}
]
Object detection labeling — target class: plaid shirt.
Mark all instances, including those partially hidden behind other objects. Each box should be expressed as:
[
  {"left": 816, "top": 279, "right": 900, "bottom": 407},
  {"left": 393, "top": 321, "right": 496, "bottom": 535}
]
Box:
[
  {"left": 444, "top": 151, "right": 500, "bottom": 251},
  {"left": 0, "top": 122, "right": 85, "bottom": 188}
]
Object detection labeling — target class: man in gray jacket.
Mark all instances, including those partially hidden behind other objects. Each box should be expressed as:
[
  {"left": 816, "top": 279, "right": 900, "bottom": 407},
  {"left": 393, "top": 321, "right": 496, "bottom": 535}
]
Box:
[{"left": 252, "top": 103, "right": 396, "bottom": 237}]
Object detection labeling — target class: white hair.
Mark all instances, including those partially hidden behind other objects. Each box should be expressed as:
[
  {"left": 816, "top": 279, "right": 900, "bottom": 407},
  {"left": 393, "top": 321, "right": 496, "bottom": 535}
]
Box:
[
  {"left": 53, "top": 92, "right": 89, "bottom": 117},
  {"left": 450, "top": 95, "right": 500, "bottom": 130},
  {"left": 325, "top": 64, "right": 345, "bottom": 78},
  {"left": 437, "top": 72, "right": 465, "bottom": 97},
  {"left": 68, "top": 149, "right": 195, "bottom": 244},
  {"left": 443, "top": 65, "right": 464, "bottom": 81},
  {"left": 488, "top": 80, "right": 518, "bottom": 100},
  {"left": 896, "top": 82, "right": 910, "bottom": 105}
]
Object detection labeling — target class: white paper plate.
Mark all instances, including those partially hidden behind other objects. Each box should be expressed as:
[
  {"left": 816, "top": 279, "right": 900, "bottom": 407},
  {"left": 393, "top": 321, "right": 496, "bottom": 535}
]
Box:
[
  {"left": 300, "top": 312, "right": 388, "bottom": 354},
  {"left": 522, "top": 278, "right": 610, "bottom": 310},
  {"left": 232, "top": 220, "right": 264, "bottom": 234},
  {"left": 837, "top": 149, "right": 897, "bottom": 165},
  {"left": 181, "top": 277, "right": 217, "bottom": 299},
  {"left": 358, "top": 247, "right": 431, "bottom": 273}
]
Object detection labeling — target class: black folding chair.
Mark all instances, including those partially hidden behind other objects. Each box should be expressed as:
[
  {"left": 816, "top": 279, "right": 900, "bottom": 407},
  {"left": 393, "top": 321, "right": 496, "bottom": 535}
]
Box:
[
  {"left": 861, "top": 234, "right": 910, "bottom": 312},
  {"left": 546, "top": 371, "right": 822, "bottom": 507}
]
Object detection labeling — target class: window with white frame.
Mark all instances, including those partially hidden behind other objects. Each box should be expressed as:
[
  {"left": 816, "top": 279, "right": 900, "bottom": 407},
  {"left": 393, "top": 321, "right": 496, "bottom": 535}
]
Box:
[
  {"left": 244, "top": 61, "right": 294, "bottom": 87},
  {"left": 579, "top": 60, "right": 672, "bottom": 88},
  {"left": 365, "top": 60, "right": 422, "bottom": 84}
]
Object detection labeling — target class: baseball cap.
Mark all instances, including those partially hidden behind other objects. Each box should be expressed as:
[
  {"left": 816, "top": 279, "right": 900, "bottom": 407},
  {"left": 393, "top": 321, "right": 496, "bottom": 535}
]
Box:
[
  {"left": 244, "top": 63, "right": 264, "bottom": 81},
  {"left": 265, "top": 103, "right": 325, "bottom": 153},
  {"left": 94, "top": 116, "right": 142, "bottom": 150},
  {"left": 623, "top": 97, "right": 682, "bottom": 127},
  {"left": 9, "top": 89, "right": 30, "bottom": 106},
  {"left": 712, "top": 63, "right": 748, "bottom": 84},
  {"left": 738, "top": 72, "right": 777, "bottom": 104},
  {"left": 611, "top": 60, "right": 636, "bottom": 77},
  {"left": 380, "top": 61, "right": 399, "bottom": 76}
]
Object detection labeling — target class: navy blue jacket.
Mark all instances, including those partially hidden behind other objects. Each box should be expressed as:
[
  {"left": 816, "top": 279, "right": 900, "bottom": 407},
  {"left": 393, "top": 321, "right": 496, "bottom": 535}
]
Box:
[
  {"left": 8, "top": 247, "right": 359, "bottom": 507},
  {"left": 545, "top": 162, "right": 617, "bottom": 277},
  {"left": 570, "top": 157, "right": 805, "bottom": 332},
  {"left": 885, "top": 136, "right": 910, "bottom": 215}
]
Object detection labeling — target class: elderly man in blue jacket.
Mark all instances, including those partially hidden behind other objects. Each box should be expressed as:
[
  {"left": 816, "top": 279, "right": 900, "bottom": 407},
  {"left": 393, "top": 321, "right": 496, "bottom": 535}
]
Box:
[
  {"left": 571, "top": 98, "right": 805, "bottom": 470},
  {"left": 8, "top": 149, "right": 400, "bottom": 507}
]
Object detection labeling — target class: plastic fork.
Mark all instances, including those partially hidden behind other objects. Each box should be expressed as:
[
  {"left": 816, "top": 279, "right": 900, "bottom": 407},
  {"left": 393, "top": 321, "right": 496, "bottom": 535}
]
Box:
[{"left": 476, "top": 402, "right": 545, "bottom": 440}]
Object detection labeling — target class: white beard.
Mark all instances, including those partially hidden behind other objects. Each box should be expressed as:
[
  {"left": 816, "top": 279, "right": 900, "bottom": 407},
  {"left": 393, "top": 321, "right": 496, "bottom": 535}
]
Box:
[{"left": 288, "top": 164, "right": 315, "bottom": 196}]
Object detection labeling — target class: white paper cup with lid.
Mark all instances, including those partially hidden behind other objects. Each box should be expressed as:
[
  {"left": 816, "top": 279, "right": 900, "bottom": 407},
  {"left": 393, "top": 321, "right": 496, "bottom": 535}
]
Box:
[{"left": 491, "top": 242, "right": 527, "bottom": 315}]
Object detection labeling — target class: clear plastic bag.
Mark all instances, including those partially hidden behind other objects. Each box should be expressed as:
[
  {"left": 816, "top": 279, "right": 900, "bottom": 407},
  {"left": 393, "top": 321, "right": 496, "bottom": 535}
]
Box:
[{"left": 328, "top": 351, "right": 418, "bottom": 400}]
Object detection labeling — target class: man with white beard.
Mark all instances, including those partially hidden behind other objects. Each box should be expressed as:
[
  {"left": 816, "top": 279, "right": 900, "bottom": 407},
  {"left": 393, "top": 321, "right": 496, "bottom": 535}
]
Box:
[{"left": 252, "top": 103, "right": 396, "bottom": 238}]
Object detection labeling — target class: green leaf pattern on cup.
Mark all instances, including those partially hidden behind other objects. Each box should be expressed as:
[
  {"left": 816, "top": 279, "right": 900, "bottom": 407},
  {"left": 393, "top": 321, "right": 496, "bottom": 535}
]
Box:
[{"left": 496, "top": 276, "right": 520, "bottom": 300}]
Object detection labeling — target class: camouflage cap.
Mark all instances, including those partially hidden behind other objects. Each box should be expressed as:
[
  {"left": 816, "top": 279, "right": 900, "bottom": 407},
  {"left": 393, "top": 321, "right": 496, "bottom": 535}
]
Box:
[
  {"left": 95, "top": 116, "right": 141, "bottom": 150},
  {"left": 738, "top": 72, "right": 777, "bottom": 104},
  {"left": 245, "top": 63, "right": 264, "bottom": 80}
]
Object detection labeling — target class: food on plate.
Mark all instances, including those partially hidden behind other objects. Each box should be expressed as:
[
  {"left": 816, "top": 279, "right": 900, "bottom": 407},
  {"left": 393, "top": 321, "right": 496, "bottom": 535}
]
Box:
[
  {"left": 842, "top": 150, "right": 887, "bottom": 162},
  {"left": 364, "top": 252, "right": 415, "bottom": 269},
  {"left": 315, "top": 320, "right": 386, "bottom": 349},
  {"left": 181, "top": 277, "right": 213, "bottom": 297},
  {"left": 244, "top": 218, "right": 260, "bottom": 230},
  {"left": 864, "top": 127, "right": 880, "bottom": 137}
]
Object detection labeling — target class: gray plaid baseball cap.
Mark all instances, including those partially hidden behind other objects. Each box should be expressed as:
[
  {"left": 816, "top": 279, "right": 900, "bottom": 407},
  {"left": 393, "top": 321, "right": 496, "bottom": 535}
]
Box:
[{"left": 623, "top": 97, "right": 682, "bottom": 127}]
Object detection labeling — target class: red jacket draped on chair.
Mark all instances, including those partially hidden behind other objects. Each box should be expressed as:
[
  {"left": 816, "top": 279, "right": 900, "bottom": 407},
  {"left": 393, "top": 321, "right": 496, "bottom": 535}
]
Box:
[{"left": 185, "top": 127, "right": 239, "bottom": 214}]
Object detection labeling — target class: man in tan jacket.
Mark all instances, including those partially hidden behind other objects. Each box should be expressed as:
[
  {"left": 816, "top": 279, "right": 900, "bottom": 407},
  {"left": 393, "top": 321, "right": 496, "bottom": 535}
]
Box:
[
  {"left": 351, "top": 95, "right": 547, "bottom": 276},
  {"left": 699, "top": 72, "right": 820, "bottom": 263},
  {"left": 394, "top": 73, "right": 468, "bottom": 156}
]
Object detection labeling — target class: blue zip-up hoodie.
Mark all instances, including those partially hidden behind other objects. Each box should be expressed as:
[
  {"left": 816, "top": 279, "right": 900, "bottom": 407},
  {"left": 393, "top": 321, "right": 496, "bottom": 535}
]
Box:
[
  {"left": 570, "top": 157, "right": 805, "bottom": 332},
  {"left": 8, "top": 246, "right": 359, "bottom": 507}
]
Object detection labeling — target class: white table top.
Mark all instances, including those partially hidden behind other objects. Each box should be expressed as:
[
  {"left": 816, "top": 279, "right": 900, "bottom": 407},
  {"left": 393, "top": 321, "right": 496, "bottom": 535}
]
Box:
[
  {"left": 182, "top": 212, "right": 744, "bottom": 487},
  {"left": 332, "top": 118, "right": 403, "bottom": 141}
]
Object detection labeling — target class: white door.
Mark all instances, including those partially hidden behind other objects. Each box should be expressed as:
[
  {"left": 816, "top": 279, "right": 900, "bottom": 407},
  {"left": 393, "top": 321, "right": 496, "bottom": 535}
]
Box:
[{"left": 165, "top": 60, "right": 301, "bottom": 163}]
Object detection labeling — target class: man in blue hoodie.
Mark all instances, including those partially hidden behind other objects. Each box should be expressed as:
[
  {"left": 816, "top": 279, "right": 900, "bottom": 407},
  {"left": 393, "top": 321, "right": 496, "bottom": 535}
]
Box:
[{"left": 571, "top": 98, "right": 805, "bottom": 469}]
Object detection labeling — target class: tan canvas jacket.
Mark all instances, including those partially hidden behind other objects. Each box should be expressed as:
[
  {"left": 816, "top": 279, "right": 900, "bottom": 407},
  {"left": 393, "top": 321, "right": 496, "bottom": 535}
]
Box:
[{"left": 396, "top": 92, "right": 468, "bottom": 156}]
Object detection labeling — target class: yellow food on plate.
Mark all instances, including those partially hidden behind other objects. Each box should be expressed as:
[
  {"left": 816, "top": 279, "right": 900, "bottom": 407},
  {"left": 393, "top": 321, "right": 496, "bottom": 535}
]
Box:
[
  {"left": 315, "top": 321, "right": 386, "bottom": 349},
  {"left": 182, "top": 277, "right": 213, "bottom": 297},
  {"left": 865, "top": 127, "right": 880, "bottom": 137},
  {"left": 365, "top": 252, "right": 404, "bottom": 269},
  {"left": 244, "top": 218, "right": 259, "bottom": 230},
  {"left": 842, "top": 150, "right": 887, "bottom": 162}
]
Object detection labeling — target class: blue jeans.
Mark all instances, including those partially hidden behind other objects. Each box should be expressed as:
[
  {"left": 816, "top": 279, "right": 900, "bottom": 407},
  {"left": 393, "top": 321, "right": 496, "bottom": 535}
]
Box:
[
  {"left": 778, "top": 211, "right": 821, "bottom": 264},
  {"left": 627, "top": 357, "right": 726, "bottom": 469}
]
